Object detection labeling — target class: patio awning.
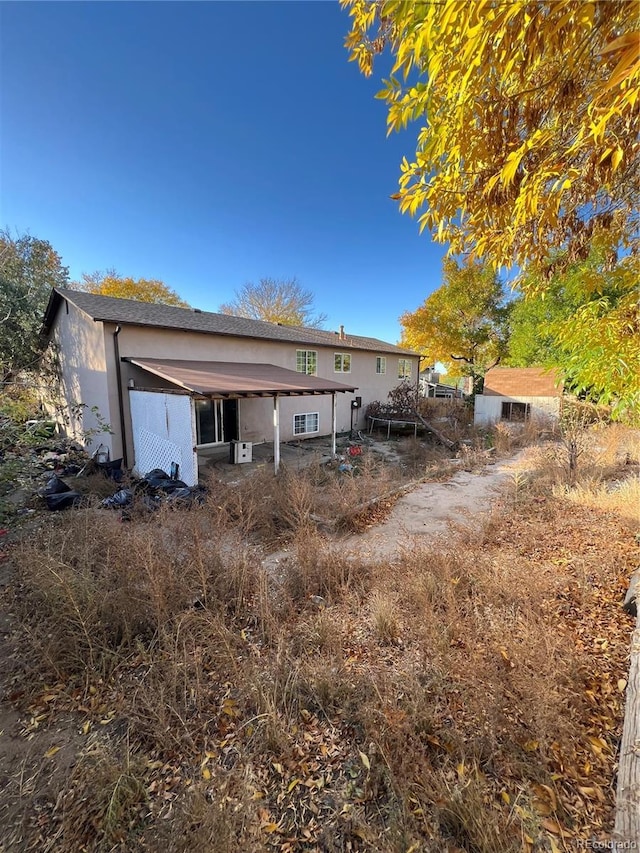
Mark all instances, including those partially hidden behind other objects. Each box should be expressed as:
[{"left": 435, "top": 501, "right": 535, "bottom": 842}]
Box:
[{"left": 124, "top": 358, "right": 357, "bottom": 397}]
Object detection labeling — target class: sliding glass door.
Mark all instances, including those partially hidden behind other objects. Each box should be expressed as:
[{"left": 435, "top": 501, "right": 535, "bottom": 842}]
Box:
[{"left": 194, "top": 399, "right": 238, "bottom": 446}]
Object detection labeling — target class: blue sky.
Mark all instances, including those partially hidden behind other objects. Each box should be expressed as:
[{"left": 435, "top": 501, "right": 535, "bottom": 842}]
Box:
[{"left": 1, "top": 0, "right": 451, "bottom": 344}]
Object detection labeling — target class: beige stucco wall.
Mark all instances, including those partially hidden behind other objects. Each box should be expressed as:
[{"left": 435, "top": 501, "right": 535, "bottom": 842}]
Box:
[
  {"left": 48, "top": 300, "right": 113, "bottom": 455},
  {"left": 104, "top": 323, "right": 419, "bottom": 463},
  {"left": 474, "top": 394, "right": 561, "bottom": 426}
]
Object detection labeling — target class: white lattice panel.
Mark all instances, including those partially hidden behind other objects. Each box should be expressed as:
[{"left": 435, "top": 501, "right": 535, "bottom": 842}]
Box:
[{"left": 129, "top": 391, "right": 198, "bottom": 486}]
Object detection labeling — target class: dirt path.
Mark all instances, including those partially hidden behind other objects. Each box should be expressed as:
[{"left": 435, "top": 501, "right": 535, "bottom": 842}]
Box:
[
  {"left": 263, "top": 450, "right": 532, "bottom": 572},
  {"left": 341, "top": 450, "right": 531, "bottom": 559}
]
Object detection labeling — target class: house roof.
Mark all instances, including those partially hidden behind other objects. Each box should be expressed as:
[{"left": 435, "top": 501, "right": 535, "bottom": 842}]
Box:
[
  {"left": 483, "top": 367, "right": 562, "bottom": 397},
  {"left": 43, "top": 289, "right": 418, "bottom": 356},
  {"left": 125, "top": 358, "right": 357, "bottom": 397}
]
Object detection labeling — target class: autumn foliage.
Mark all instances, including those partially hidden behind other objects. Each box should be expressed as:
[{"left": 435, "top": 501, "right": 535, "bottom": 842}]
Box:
[
  {"left": 344, "top": 0, "right": 640, "bottom": 414},
  {"left": 400, "top": 258, "right": 509, "bottom": 392},
  {"left": 342, "top": 0, "right": 639, "bottom": 269},
  {"left": 76, "top": 270, "right": 189, "bottom": 307}
]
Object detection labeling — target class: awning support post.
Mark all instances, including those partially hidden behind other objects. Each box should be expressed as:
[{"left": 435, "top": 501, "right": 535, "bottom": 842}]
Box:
[
  {"left": 331, "top": 392, "right": 337, "bottom": 457},
  {"left": 273, "top": 395, "right": 280, "bottom": 474}
]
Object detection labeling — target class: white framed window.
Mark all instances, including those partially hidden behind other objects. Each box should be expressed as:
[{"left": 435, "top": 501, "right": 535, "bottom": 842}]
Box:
[
  {"left": 398, "top": 359, "right": 412, "bottom": 379},
  {"left": 334, "top": 353, "right": 351, "bottom": 373},
  {"left": 376, "top": 356, "right": 386, "bottom": 375},
  {"left": 296, "top": 350, "right": 317, "bottom": 376},
  {"left": 294, "top": 412, "right": 319, "bottom": 435}
]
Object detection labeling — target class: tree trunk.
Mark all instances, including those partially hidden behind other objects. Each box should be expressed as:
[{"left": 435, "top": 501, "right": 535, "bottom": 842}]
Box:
[{"left": 411, "top": 409, "right": 458, "bottom": 452}]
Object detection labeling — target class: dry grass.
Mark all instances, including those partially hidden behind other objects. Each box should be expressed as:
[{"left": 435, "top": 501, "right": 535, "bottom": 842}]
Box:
[
  {"left": 202, "top": 448, "right": 403, "bottom": 542},
  {"left": 5, "top": 424, "right": 639, "bottom": 851}
]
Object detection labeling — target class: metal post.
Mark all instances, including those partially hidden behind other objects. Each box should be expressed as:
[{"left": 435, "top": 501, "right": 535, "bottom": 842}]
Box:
[
  {"left": 331, "top": 392, "right": 337, "bottom": 457},
  {"left": 273, "top": 395, "right": 280, "bottom": 474}
]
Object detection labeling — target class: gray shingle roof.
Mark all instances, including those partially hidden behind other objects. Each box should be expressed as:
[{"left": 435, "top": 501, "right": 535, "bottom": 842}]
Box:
[{"left": 45, "top": 289, "right": 418, "bottom": 356}]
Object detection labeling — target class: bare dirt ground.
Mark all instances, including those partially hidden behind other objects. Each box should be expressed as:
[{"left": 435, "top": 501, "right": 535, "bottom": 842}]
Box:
[{"left": 341, "top": 451, "right": 529, "bottom": 558}]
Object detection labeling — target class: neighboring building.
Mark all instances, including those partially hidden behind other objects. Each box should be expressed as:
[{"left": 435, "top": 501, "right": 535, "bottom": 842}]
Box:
[
  {"left": 419, "top": 367, "right": 464, "bottom": 399},
  {"left": 41, "top": 289, "right": 420, "bottom": 483},
  {"left": 474, "top": 367, "right": 563, "bottom": 426}
]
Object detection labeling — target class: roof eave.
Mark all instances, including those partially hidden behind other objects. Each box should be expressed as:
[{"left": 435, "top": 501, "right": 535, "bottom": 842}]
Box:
[{"left": 40, "top": 289, "right": 64, "bottom": 336}]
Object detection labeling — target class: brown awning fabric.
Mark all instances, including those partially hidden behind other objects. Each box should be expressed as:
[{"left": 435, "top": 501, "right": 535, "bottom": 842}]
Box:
[{"left": 125, "top": 358, "right": 357, "bottom": 397}]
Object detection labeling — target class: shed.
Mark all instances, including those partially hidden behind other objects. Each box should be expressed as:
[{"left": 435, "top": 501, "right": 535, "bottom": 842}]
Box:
[{"left": 474, "top": 367, "right": 562, "bottom": 426}]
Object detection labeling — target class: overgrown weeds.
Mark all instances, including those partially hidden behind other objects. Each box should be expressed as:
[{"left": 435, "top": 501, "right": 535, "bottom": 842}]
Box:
[{"left": 4, "top": 424, "right": 639, "bottom": 851}]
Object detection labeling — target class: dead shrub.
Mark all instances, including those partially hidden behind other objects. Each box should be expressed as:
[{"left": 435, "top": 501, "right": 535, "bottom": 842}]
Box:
[
  {"left": 56, "top": 744, "right": 147, "bottom": 852},
  {"left": 396, "top": 436, "right": 452, "bottom": 477},
  {"left": 126, "top": 610, "right": 248, "bottom": 757},
  {"left": 292, "top": 607, "right": 343, "bottom": 655},
  {"left": 282, "top": 527, "right": 371, "bottom": 604},
  {"left": 369, "top": 590, "right": 400, "bottom": 644},
  {"left": 269, "top": 464, "right": 317, "bottom": 532},
  {"left": 296, "top": 658, "right": 374, "bottom": 719},
  {"left": 12, "top": 504, "right": 262, "bottom": 681},
  {"left": 207, "top": 467, "right": 275, "bottom": 540}
]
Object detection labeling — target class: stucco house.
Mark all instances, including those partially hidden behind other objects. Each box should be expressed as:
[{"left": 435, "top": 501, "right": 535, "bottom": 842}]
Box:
[
  {"left": 42, "top": 289, "right": 420, "bottom": 484},
  {"left": 474, "top": 367, "right": 563, "bottom": 426}
]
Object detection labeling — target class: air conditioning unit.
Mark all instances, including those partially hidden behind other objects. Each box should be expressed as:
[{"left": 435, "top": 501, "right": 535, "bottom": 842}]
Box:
[{"left": 231, "top": 440, "right": 252, "bottom": 464}]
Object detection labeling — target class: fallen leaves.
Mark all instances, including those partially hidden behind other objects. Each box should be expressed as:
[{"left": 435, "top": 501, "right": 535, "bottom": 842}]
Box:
[{"left": 3, "top": 444, "right": 638, "bottom": 851}]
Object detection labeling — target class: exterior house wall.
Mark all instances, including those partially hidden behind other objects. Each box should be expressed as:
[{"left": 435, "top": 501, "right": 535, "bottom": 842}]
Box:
[
  {"left": 474, "top": 394, "right": 561, "bottom": 426},
  {"left": 105, "top": 324, "right": 418, "bottom": 464},
  {"left": 49, "top": 301, "right": 113, "bottom": 455}
]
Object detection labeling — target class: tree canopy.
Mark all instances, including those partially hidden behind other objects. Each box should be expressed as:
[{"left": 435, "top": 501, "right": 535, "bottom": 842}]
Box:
[
  {"left": 400, "top": 259, "right": 510, "bottom": 393},
  {"left": 506, "top": 287, "right": 572, "bottom": 370},
  {"left": 0, "top": 230, "right": 69, "bottom": 381},
  {"left": 219, "top": 278, "right": 327, "bottom": 328},
  {"left": 343, "top": 0, "right": 639, "bottom": 270},
  {"left": 345, "top": 0, "right": 640, "bottom": 412},
  {"left": 75, "top": 270, "right": 189, "bottom": 307},
  {"left": 505, "top": 245, "right": 640, "bottom": 413}
]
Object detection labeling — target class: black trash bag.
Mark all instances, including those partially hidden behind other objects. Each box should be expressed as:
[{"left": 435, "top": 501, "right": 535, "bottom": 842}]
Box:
[
  {"left": 165, "top": 487, "right": 201, "bottom": 504},
  {"left": 98, "top": 458, "right": 123, "bottom": 482},
  {"left": 45, "top": 491, "right": 83, "bottom": 511},
  {"left": 60, "top": 464, "right": 82, "bottom": 477},
  {"left": 41, "top": 475, "right": 72, "bottom": 496},
  {"left": 120, "top": 494, "right": 160, "bottom": 522},
  {"left": 101, "top": 488, "right": 134, "bottom": 509},
  {"left": 154, "top": 478, "right": 189, "bottom": 494},
  {"left": 142, "top": 469, "right": 170, "bottom": 487}
]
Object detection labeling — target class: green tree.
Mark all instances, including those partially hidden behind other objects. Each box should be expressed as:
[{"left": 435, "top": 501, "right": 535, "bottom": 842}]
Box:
[
  {"left": 0, "top": 229, "right": 69, "bottom": 381},
  {"left": 400, "top": 259, "right": 510, "bottom": 393},
  {"left": 75, "top": 270, "right": 189, "bottom": 306},
  {"left": 219, "top": 278, "right": 327, "bottom": 328},
  {"left": 507, "top": 286, "right": 575, "bottom": 369},
  {"left": 506, "top": 247, "right": 640, "bottom": 413}
]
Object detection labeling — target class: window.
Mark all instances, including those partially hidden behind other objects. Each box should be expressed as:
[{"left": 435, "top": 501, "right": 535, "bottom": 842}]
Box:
[
  {"left": 376, "top": 356, "right": 386, "bottom": 375},
  {"left": 334, "top": 353, "right": 351, "bottom": 373},
  {"left": 501, "top": 401, "right": 530, "bottom": 422},
  {"left": 294, "top": 412, "right": 319, "bottom": 435},
  {"left": 398, "top": 359, "right": 412, "bottom": 379},
  {"left": 296, "top": 350, "right": 317, "bottom": 376}
]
